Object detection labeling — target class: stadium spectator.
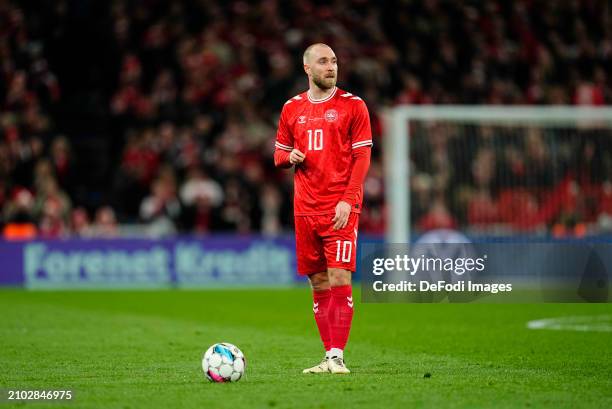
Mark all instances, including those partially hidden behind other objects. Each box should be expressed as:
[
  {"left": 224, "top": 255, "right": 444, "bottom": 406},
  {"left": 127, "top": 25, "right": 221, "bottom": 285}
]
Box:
[
  {"left": 71, "top": 207, "right": 93, "bottom": 238},
  {"left": 49, "top": 136, "right": 75, "bottom": 194},
  {"left": 139, "top": 172, "right": 182, "bottom": 235},
  {"left": 1, "top": 0, "right": 611, "bottom": 237},
  {"left": 180, "top": 167, "right": 224, "bottom": 233},
  {"left": 33, "top": 176, "right": 71, "bottom": 228},
  {"left": 90, "top": 206, "right": 120, "bottom": 238},
  {"left": 2, "top": 187, "right": 37, "bottom": 240}
]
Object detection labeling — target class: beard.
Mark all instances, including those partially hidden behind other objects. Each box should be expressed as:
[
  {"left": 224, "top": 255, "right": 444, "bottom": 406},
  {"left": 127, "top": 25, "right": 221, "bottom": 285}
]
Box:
[{"left": 312, "top": 73, "right": 337, "bottom": 90}]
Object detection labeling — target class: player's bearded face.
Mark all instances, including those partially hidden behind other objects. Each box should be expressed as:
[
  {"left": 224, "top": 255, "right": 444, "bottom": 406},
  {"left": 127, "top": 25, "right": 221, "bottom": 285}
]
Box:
[
  {"left": 312, "top": 67, "right": 337, "bottom": 90},
  {"left": 310, "top": 56, "right": 337, "bottom": 90}
]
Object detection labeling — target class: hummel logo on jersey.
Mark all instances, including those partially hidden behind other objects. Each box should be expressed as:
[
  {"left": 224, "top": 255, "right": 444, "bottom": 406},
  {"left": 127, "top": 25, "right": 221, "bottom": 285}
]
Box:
[
  {"left": 313, "top": 302, "right": 319, "bottom": 313},
  {"left": 347, "top": 297, "right": 353, "bottom": 308}
]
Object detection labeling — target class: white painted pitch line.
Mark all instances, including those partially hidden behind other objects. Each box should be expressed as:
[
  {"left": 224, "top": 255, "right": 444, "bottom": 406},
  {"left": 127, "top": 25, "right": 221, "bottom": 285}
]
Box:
[{"left": 527, "top": 315, "right": 612, "bottom": 333}]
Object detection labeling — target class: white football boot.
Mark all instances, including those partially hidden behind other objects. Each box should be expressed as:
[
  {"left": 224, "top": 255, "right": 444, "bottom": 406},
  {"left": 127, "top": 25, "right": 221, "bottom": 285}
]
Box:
[
  {"left": 328, "top": 357, "right": 350, "bottom": 374},
  {"left": 302, "top": 358, "right": 329, "bottom": 373}
]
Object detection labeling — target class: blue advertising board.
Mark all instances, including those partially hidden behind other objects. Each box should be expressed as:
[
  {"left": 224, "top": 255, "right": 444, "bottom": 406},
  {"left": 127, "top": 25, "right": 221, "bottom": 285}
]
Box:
[{"left": 0, "top": 236, "right": 297, "bottom": 289}]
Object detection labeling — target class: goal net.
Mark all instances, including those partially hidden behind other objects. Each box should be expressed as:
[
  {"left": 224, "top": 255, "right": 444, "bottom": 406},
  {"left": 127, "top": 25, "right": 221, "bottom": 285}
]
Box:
[{"left": 383, "top": 106, "right": 612, "bottom": 243}]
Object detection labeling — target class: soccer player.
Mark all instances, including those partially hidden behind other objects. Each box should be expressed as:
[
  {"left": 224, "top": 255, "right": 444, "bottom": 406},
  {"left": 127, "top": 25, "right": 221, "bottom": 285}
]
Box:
[{"left": 273, "top": 43, "right": 372, "bottom": 374}]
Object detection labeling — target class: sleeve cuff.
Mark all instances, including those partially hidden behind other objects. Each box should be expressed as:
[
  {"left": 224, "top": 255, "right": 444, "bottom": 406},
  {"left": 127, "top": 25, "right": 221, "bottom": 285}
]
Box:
[{"left": 352, "top": 140, "right": 373, "bottom": 149}]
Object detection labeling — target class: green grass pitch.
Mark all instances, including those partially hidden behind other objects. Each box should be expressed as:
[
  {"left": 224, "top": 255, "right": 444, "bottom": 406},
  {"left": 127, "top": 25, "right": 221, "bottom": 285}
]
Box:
[{"left": 1, "top": 289, "right": 612, "bottom": 408}]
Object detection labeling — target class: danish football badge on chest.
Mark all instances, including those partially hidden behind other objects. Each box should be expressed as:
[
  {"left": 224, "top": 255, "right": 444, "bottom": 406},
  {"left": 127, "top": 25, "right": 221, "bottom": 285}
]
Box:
[{"left": 324, "top": 109, "right": 338, "bottom": 122}]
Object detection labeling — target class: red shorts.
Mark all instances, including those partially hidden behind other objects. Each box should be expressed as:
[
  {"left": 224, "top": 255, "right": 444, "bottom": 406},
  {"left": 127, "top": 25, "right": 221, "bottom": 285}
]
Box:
[{"left": 294, "top": 212, "right": 360, "bottom": 276}]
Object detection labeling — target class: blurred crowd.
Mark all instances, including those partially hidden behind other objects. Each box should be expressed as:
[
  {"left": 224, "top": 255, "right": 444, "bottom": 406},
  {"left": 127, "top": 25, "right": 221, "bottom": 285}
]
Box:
[
  {"left": 1, "top": 0, "right": 611, "bottom": 238},
  {"left": 411, "top": 124, "right": 612, "bottom": 237}
]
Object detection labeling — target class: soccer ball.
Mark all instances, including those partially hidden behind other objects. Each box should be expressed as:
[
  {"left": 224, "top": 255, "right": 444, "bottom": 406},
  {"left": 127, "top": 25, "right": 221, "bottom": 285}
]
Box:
[{"left": 202, "top": 342, "right": 246, "bottom": 383}]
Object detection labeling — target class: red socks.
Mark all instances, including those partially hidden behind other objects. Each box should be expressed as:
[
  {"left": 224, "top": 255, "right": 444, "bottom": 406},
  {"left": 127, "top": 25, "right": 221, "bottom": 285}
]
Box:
[
  {"left": 312, "top": 285, "right": 354, "bottom": 353},
  {"left": 328, "top": 285, "right": 354, "bottom": 351},
  {"left": 312, "top": 289, "right": 332, "bottom": 351}
]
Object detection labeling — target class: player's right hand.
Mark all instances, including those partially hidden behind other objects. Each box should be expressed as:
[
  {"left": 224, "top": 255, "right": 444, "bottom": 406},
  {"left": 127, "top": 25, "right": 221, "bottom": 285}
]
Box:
[{"left": 289, "top": 149, "right": 306, "bottom": 165}]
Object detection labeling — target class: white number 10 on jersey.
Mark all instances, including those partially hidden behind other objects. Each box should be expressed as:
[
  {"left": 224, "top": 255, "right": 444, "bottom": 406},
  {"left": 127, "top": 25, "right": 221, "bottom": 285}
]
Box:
[{"left": 307, "top": 129, "right": 323, "bottom": 151}]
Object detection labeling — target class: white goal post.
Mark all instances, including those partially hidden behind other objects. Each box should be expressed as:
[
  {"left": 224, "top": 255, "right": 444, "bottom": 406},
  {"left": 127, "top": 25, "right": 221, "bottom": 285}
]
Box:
[{"left": 383, "top": 105, "right": 612, "bottom": 243}]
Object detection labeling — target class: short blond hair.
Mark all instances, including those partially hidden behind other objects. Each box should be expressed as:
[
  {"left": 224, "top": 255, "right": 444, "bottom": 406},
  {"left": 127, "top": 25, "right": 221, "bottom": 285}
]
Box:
[{"left": 303, "top": 43, "right": 333, "bottom": 65}]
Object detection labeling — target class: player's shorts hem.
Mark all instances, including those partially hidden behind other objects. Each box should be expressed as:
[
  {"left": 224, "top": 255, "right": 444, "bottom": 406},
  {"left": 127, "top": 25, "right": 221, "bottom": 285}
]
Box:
[
  {"left": 294, "top": 210, "right": 362, "bottom": 217},
  {"left": 297, "top": 269, "right": 327, "bottom": 277},
  {"left": 325, "top": 263, "right": 356, "bottom": 272},
  {"left": 297, "top": 266, "right": 355, "bottom": 276}
]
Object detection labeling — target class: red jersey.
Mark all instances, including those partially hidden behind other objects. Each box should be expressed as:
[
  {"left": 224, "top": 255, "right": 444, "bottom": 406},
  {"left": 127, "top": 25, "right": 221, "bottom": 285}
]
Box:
[{"left": 274, "top": 87, "right": 373, "bottom": 216}]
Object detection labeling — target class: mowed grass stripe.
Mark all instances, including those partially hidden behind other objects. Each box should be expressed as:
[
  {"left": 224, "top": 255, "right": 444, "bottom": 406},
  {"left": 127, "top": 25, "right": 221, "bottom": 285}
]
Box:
[{"left": 1, "top": 290, "right": 611, "bottom": 409}]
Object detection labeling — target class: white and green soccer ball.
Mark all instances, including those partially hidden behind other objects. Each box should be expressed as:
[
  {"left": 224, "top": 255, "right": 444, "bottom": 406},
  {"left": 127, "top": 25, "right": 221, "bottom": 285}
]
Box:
[{"left": 202, "top": 342, "right": 246, "bottom": 383}]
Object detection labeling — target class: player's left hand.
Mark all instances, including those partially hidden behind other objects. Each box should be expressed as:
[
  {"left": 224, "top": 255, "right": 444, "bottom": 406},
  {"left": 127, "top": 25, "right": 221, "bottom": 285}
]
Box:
[{"left": 332, "top": 201, "right": 351, "bottom": 230}]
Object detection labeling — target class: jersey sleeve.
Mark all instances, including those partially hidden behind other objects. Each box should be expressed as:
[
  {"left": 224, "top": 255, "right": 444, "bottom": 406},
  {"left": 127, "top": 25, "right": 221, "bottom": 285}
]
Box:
[
  {"left": 273, "top": 104, "right": 294, "bottom": 168},
  {"left": 275, "top": 105, "right": 294, "bottom": 152},
  {"left": 349, "top": 100, "right": 373, "bottom": 149}
]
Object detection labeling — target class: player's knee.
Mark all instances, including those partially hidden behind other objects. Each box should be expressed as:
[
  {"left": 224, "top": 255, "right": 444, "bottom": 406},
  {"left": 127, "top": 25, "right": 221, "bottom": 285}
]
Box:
[
  {"left": 311, "top": 281, "right": 330, "bottom": 292},
  {"left": 308, "top": 272, "right": 330, "bottom": 291},
  {"left": 328, "top": 268, "right": 351, "bottom": 287}
]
